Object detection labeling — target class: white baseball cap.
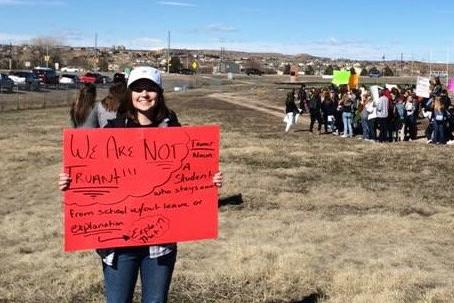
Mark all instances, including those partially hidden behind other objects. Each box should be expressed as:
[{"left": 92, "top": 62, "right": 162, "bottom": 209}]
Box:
[{"left": 127, "top": 66, "right": 162, "bottom": 89}]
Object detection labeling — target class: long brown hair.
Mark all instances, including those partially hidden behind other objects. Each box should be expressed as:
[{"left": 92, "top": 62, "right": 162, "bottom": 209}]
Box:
[
  {"left": 70, "top": 83, "right": 96, "bottom": 127},
  {"left": 101, "top": 82, "right": 127, "bottom": 112},
  {"left": 122, "top": 82, "right": 171, "bottom": 125},
  {"left": 434, "top": 96, "right": 445, "bottom": 112}
]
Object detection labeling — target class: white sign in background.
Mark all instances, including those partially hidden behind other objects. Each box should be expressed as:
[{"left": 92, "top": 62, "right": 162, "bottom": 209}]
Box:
[{"left": 416, "top": 76, "right": 430, "bottom": 98}]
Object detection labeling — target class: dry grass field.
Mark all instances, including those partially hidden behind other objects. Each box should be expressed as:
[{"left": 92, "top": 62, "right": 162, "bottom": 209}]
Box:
[{"left": 1, "top": 75, "right": 454, "bottom": 303}]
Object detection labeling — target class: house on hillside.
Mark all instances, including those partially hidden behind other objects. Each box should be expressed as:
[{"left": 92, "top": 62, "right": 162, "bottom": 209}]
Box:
[{"left": 219, "top": 61, "right": 240, "bottom": 73}]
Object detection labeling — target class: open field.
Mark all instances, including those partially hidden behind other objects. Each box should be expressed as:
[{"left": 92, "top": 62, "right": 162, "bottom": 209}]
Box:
[{"left": 1, "top": 75, "right": 454, "bottom": 303}]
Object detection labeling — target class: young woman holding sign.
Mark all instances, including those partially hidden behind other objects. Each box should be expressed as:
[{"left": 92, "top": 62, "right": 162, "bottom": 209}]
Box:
[{"left": 59, "top": 66, "right": 223, "bottom": 303}]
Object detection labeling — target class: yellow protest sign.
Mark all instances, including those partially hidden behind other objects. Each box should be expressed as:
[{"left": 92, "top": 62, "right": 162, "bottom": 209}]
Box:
[{"left": 332, "top": 70, "right": 351, "bottom": 86}]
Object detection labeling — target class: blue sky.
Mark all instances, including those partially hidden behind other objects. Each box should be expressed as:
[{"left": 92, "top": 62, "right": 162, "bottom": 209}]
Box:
[{"left": 1, "top": 0, "right": 454, "bottom": 62}]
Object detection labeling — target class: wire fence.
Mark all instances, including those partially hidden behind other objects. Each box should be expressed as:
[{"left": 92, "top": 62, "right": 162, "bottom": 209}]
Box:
[
  {"left": 0, "top": 86, "right": 112, "bottom": 112},
  {"left": 0, "top": 88, "right": 76, "bottom": 112},
  {"left": 0, "top": 74, "right": 213, "bottom": 112}
]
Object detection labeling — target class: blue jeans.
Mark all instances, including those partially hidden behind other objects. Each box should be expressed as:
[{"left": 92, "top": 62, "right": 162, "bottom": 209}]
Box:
[
  {"left": 361, "top": 118, "right": 369, "bottom": 139},
  {"left": 342, "top": 112, "right": 353, "bottom": 136},
  {"left": 103, "top": 247, "right": 177, "bottom": 303},
  {"left": 367, "top": 118, "right": 376, "bottom": 140},
  {"left": 433, "top": 121, "right": 446, "bottom": 144}
]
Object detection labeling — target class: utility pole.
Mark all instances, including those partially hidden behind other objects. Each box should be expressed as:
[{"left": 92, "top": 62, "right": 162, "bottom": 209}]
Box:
[
  {"left": 94, "top": 33, "right": 98, "bottom": 71},
  {"left": 167, "top": 31, "right": 170, "bottom": 73},
  {"left": 400, "top": 52, "right": 403, "bottom": 76},
  {"left": 186, "top": 49, "right": 189, "bottom": 69},
  {"left": 46, "top": 44, "right": 49, "bottom": 68},
  {"left": 447, "top": 48, "right": 450, "bottom": 86},
  {"left": 8, "top": 42, "right": 12, "bottom": 70},
  {"left": 411, "top": 54, "right": 414, "bottom": 77},
  {"left": 220, "top": 47, "right": 225, "bottom": 72}
]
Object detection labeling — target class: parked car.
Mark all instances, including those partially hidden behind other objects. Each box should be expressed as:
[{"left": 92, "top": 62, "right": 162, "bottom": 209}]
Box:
[
  {"left": 80, "top": 72, "right": 110, "bottom": 84},
  {"left": 369, "top": 70, "right": 382, "bottom": 78},
  {"left": 59, "top": 74, "right": 80, "bottom": 88},
  {"left": 179, "top": 68, "right": 195, "bottom": 75},
  {"left": 60, "top": 67, "right": 80, "bottom": 73},
  {"left": 33, "top": 67, "right": 59, "bottom": 86},
  {"left": 244, "top": 68, "right": 263, "bottom": 76},
  {"left": 8, "top": 71, "right": 40, "bottom": 91},
  {"left": 0, "top": 74, "right": 14, "bottom": 93}
]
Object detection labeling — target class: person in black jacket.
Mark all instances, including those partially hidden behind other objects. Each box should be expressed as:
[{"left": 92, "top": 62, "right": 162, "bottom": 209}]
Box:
[
  {"left": 308, "top": 88, "right": 323, "bottom": 134},
  {"left": 284, "top": 89, "right": 300, "bottom": 132},
  {"left": 321, "top": 90, "right": 337, "bottom": 133},
  {"left": 297, "top": 84, "right": 307, "bottom": 113},
  {"left": 59, "top": 66, "right": 223, "bottom": 303}
]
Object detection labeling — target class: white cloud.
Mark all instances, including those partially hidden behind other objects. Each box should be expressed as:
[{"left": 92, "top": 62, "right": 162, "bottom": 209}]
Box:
[
  {"left": 156, "top": 1, "right": 195, "bottom": 7},
  {"left": 128, "top": 37, "right": 162, "bottom": 49},
  {"left": 97, "top": 37, "right": 163, "bottom": 50},
  {"left": 0, "top": 32, "right": 32, "bottom": 44},
  {"left": 0, "top": 0, "right": 64, "bottom": 5}
]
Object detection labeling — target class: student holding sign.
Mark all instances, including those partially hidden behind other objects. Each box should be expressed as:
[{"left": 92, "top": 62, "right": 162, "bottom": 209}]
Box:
[{"left": 59, "top": 66, "right": 223, "bottom": 303}]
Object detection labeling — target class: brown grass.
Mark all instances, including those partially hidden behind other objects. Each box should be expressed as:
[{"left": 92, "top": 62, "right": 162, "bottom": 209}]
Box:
[{"left": 1, "top": 76, "right": 454, "bottom": 302}]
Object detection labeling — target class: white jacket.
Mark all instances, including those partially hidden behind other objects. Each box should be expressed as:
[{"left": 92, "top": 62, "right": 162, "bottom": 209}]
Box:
[
  {"left": 366, "top": 101, "right": 377, "bottom": 120},
  {"left": 375, "top": 96, "right": 389, "bottom": 118}
]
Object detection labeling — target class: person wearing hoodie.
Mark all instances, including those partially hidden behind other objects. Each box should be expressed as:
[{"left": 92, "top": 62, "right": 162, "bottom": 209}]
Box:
[
  {"left": 404, "top": 95, "right": 417, "bottom": 141},
  {"left": 359, "top": 93, "right": 372, "bottom": 139},
  {"left": 339, "top": 93, "right": 354, "bottom": 138},
  {"left": 284, "top": 89, "right": 301, "bottom": 133},
  {"left": 375, "top": 89, "right": 389, "bottom": 142},
  {"left": 308, "top": 88, "right": 323, "bottom": 134},
  {"left": 365, "top": 93, "right": 377, "bottom": 141},
  {"left": 432, "top": 96, "right": 448, "bottom": 144},
  {"left": 297, "top": 84, "right": 307, "bottom": 113},
  {"left": 431, "top": 76, "right": 443, "bottom": 97},
  {"left": 393, "top": 93, "right": 406, "bottom": 142},
  {"left": 321, "top": 90, "right": 337, "bottom": 133}
]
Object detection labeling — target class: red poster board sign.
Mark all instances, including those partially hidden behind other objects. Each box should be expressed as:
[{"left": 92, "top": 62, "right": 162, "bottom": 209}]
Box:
[{"left": 63, "top": 125, "right": 219, "bottom": 252}]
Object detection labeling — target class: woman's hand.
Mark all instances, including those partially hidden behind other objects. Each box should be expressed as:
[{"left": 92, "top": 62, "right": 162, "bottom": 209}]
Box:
[
  {"left": 212, "top": 171, "right": 223, "bottom": 188},
  {"left": 59, "top": 172, "right": 71, "bottom": 191}
]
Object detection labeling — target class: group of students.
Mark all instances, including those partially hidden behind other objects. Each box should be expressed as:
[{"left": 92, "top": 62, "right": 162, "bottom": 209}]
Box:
[
  {"left": 59, "top": 67, "right": 223, "bottom": 303},
  {"left": 284, "top": 77, "right": 454, "bottom": 144}
]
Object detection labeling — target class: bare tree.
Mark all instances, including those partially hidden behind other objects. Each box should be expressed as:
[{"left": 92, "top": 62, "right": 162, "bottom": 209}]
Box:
[
  {"left": 28, "top": 36, "right": 65, "bottom": 67},
  {"left": 244, "top": 58, "right": 262, "bottom": 71}
]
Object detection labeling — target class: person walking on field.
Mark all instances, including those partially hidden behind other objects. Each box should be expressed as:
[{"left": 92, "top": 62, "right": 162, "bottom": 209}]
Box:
[
  {"left": 298, "top": 84, "right": 307, "bottom": 113},
  {"left": 59, "top": 66, "right": 223, "bottom": 303},
  {"left": 284, "top": 89, "right": 301, "bottom": 133}
]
